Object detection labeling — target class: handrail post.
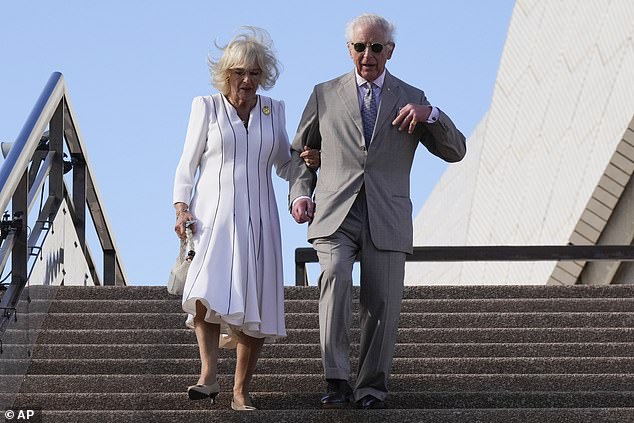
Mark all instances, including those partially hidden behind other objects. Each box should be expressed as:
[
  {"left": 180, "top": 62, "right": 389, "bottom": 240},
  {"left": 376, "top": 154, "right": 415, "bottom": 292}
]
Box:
[
  {"left": 48, "top": 99, "right": 64, "bottom": 212},
  {"left": 295, "top": 261, "right": 307, "bottom": 286},
  {"left": 11, "top": 171, "right": 28, "bottom": 288},
  {"left": 72, "top": 153, "right": 86, "bottom": 251},
  {"left": 104, "top": 250, "right": 116, "bottom": 286},
  {"left": 294, "top": 248, "right": 310, "bottom": 286}
]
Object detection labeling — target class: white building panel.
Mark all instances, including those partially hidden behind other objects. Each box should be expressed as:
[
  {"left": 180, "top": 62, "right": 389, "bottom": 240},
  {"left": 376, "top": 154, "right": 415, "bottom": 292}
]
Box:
[{"left": 406, "top": 0, "right": 634, "bottom": 285}]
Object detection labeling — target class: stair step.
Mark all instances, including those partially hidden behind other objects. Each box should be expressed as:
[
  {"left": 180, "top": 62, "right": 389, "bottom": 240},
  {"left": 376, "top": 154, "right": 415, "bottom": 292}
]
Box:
[
  {"left": 29, "top": 408, "right": 634, "bottom": 423},
  {"left": 13, "top": 357, "right": 634, "bottom": 375},
  {"left": 5, "top": 284, "right": 634, "bottom": 419},
  {"left": 28, "top": 285, "right": 634, "bottom": 301},
  {"left": 2, "top": 342, "right": 628, "bottom": 360},
  {"left": 7, "top": 373, "right": 634, "bottom": 393},
  {"left": 10, "top": 391, "right": 634, "bottom": 410},
  {"left": 18, "top": 312, "right": 634, "bottom": 330},
  {"left": 8, "top": 327, "right": 633, "bottom": 345},
  {"left": 23, "top": 297, "right": 634, "bottom": 314},
  {"left": 398, "top": 285, "right": 634, "bottom": 299}
]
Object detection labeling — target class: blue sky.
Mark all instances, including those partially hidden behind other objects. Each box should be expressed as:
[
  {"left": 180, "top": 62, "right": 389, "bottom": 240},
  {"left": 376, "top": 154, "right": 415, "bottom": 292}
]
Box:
[{"left": 0, "top": 1, "right": 515, "bottom": 285}]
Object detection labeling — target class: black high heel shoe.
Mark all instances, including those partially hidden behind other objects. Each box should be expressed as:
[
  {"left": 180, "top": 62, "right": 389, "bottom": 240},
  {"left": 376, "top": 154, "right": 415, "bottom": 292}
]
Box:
[{"left": 188, "top": 381, "right": 220, "bottom": 402}]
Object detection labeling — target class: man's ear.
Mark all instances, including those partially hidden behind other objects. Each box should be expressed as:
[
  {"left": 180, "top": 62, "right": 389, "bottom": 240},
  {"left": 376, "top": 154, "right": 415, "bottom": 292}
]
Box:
[{"left": 387, "top": 44, "right": 395, "bottom": 60}]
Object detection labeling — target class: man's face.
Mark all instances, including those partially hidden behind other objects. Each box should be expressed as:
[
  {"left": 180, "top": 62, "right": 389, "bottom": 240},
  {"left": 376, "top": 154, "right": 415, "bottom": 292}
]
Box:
[{"left": 347, "top": 23, "right": 393, "bottom": 82}]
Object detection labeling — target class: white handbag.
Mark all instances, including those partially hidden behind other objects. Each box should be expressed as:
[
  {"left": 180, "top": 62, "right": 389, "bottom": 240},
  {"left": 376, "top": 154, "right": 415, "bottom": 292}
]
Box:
[{"left": 167, "top": 226, "right": 195, "bottom": 296}]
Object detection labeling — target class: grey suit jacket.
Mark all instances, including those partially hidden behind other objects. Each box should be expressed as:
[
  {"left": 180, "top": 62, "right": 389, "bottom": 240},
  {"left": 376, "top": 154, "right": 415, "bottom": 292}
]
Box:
[{"left": 289, "top": 70, "right": 466, "bottom": 254}]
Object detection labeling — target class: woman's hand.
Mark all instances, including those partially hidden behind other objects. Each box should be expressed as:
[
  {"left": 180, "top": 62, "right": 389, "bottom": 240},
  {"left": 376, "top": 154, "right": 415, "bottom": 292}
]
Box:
[
  {"left": 300, "top": 146, "right": 320, "bottom": 169},
  {"left": 174, "top": 203, "right": 196, "bottom": 239}
]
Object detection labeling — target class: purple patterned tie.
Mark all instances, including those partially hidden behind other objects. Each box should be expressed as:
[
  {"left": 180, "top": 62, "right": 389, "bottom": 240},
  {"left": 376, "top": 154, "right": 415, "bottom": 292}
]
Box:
[{"left": 362, "top": 82, "right": 377, "bottom": 147}]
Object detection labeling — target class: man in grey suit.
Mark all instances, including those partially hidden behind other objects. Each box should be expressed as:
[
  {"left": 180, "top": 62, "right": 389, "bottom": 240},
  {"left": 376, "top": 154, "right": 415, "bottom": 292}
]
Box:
[{"left": 289, "top": 13, "right": 466, "bottom": 409}]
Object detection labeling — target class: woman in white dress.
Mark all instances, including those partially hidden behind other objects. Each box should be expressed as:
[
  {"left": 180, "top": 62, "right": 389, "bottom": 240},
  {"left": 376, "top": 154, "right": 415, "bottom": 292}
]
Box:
[{"left": 173, "top": 27, "right": 318, "bottom": 411}]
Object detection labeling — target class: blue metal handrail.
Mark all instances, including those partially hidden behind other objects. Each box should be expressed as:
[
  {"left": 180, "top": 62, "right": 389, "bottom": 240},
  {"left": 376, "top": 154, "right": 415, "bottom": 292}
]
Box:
[
  {"left": 0, "top": 72, "right": 128, "bottom": 337},
  {"left": 0, "top": 73, "right": 64, "bottom": 214}
]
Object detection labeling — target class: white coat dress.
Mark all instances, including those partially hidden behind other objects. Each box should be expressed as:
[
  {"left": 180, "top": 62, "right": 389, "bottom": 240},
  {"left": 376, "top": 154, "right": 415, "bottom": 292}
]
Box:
[{"left": 173, "top": 93, "right": 290, "bottom": 345}]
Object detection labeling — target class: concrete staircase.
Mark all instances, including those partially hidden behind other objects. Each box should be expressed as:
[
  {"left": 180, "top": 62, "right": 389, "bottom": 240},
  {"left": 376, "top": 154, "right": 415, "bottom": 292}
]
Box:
[{"left": 2, "top": 285, "right": 634, "bottom": 422}]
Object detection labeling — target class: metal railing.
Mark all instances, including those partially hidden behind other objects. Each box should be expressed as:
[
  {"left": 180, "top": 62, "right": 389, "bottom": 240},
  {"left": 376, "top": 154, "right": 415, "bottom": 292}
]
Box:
[
  {"left": 294, "top": 245, "right": 634, "bottom": 286},
  {"left": 0, "top": 72, "right": 127, "bottom": 336}
]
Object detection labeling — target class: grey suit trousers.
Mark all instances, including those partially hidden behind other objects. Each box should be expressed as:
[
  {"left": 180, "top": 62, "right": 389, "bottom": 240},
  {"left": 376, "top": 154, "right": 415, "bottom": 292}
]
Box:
[{"left": 312, "top": 188, "right": 405, "bottom": 402}]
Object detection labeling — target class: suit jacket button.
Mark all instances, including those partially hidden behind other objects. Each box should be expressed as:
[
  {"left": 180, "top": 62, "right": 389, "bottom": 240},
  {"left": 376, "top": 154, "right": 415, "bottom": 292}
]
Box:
[{"left": 361, "top": 145, "right": 366, "bottom": 151}]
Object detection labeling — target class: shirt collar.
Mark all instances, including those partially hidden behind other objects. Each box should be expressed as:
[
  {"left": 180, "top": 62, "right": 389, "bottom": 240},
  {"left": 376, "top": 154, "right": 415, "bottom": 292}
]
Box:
[{"left": 355, "top": 69, "right": 386, "bottom": 89}]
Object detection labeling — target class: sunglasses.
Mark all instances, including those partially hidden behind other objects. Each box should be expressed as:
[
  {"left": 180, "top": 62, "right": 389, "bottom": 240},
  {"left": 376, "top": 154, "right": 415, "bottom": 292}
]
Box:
[{"left": 350, "top": 42, "right": 388, "bottom": 53}]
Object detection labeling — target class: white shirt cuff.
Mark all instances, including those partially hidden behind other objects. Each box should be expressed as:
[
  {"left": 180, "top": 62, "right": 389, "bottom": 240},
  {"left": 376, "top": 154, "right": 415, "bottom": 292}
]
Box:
[
  {"left": 426, "top": 106, "right": 439, "bottom": 123},
  {"left": 291, "top": 195, "right": 312, "bottom": 208}
]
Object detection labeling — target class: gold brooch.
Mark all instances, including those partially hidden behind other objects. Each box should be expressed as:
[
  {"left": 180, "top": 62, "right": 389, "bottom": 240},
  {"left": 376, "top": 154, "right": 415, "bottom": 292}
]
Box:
[{"left": 262, "top": 106, "right": 271, "bottom": 116}]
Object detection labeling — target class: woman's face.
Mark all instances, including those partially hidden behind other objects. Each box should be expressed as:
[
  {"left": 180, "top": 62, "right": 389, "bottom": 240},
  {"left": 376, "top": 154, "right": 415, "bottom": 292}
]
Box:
[{"left": 227, "top": 67, "right": 262, "bottom": 103}]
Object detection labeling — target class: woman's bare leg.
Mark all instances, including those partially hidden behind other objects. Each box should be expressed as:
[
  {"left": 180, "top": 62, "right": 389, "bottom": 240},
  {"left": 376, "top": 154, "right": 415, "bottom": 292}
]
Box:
[
  {"left": 232, "top": 332, "right": 265, "bottom": 406},
  {"left": 193, "top": 300, "right": 220, "bottom": 385}
]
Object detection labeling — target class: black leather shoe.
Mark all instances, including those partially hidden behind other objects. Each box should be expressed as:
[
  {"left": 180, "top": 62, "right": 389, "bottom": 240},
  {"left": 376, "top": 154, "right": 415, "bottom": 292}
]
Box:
[
  {"left": 357, "top": 395, "right": 385, "bottom": 409},
  {"left": 320, "top": 379, "right": 353, "bottom": 409}
]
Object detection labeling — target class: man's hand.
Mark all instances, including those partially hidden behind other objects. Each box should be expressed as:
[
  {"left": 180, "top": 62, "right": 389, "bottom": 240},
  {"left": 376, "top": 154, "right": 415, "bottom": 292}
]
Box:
[
  {"left": 392, "top": 104, "right": 432, "bottom": 134},
  {"left": 291, "top": 197, "right": 315, "bottom": 224}
]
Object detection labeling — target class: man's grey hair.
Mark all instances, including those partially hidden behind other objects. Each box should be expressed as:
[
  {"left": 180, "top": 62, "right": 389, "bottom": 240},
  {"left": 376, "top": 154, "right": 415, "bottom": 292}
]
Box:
[{"left": 345, "top": 13, "right": 396, "bottom": 46}]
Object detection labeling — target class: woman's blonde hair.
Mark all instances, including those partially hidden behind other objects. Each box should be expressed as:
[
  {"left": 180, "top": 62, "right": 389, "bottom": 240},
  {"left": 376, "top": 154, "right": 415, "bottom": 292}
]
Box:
[{"left": 208, "top": 26, "right": 281, "bottom": 95}]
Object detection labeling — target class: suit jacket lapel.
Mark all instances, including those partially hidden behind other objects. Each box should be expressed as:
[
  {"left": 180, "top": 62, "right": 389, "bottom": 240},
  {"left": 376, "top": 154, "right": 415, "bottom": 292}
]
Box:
[
  {"left": 336, "top": 71, "right": 364, "bottom": 138},
  {"left": 372, "top": 71, "right": 400, "bottom": 144}
]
